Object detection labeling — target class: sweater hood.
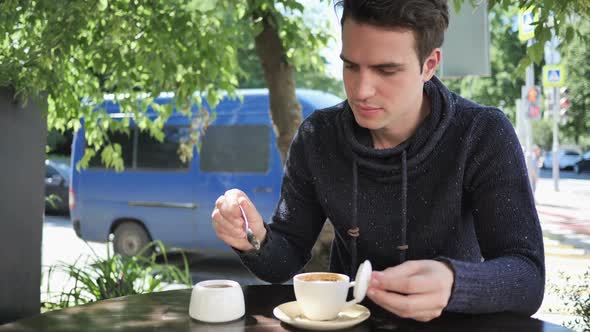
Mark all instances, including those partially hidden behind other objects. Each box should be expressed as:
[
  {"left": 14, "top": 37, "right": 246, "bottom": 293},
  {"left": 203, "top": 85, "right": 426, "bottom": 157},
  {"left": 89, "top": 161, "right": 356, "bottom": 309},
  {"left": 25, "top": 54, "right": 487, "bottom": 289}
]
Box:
[{"left": 336, "top": 75, "right": 454, "bottom": 182}]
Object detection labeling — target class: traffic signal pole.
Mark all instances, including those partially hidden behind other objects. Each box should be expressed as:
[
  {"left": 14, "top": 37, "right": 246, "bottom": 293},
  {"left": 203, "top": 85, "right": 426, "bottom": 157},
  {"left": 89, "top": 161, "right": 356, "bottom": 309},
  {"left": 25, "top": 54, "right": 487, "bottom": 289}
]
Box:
[{"left": 552, "top": 86, "right": 560, "bottom": 191}]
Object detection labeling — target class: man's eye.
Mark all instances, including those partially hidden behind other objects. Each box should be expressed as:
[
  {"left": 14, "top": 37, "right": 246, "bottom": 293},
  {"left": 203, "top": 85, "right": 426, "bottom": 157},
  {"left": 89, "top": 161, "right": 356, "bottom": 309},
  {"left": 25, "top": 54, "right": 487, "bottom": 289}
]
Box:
[
  {"left": 344, "top": 63, "right": 357, "bottom": 70},
  {"left": 379, "top": 69, "right": 396, "bottom": 76}
]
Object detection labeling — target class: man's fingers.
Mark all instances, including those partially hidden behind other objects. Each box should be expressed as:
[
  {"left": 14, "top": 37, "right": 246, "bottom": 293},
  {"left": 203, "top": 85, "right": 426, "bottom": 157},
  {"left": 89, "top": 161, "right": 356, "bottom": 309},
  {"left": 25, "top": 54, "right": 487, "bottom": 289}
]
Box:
[
  {"left": 373, "top": 272, "right": 438, "bottom": 295},
  {"left": 224, "top": 189, "right": 246, "bottom": 215},
  {"left": 238, "top": 197, "right": 261, "bottom": 227},
  {"left": 215, "top": 194, "right": 240, "bottom": 225},
  {"left": 212, "top": 208, "right": 245, "bottom": 238},
  {"left": 215, "top": 195, "right": 224, "bottom": 209},
  {"left": 218, "top": 195, "right": 245, "bottom": 228},
  {"left": 372, "top": 261, "right": 430, "bottom": 293}
]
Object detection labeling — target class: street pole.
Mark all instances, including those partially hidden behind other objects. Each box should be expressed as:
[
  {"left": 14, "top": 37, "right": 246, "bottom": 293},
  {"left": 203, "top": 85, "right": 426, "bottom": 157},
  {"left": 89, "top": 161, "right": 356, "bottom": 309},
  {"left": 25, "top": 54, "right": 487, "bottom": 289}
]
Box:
[
  {"left": 552, "top": 86, "right": 560, "bottom": 191},
  {"left": 524, "top": 40, "right": 535, "bottom": 191}
]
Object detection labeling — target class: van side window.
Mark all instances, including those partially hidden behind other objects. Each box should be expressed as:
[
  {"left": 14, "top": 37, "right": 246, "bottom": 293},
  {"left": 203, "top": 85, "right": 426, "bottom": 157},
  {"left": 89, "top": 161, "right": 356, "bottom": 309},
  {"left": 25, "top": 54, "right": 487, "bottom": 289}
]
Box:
[
  {"left": 200, "top": 125, "right": 270, "bottom": 173},
  {"left": 88, "top": 127, "right": 190, "bottom": 170},
  {"left": 88, "top": 131, "right": 133, "bottom": 168},
  {"left": 136, "top": 127, "right": 191, "bottom": 169}
]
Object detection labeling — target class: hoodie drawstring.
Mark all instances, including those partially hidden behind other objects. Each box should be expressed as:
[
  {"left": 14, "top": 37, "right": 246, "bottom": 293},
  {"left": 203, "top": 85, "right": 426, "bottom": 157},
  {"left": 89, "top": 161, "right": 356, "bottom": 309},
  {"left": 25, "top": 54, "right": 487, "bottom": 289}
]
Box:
[
  {"left": 398, "top": 149, "right": 408, "bottom": 263},
  {"left": 347, "top": 150, "right": 409, "bottom": 278},
  {"left": 348, "top": 160, "right": 360, "bottom": 277}
]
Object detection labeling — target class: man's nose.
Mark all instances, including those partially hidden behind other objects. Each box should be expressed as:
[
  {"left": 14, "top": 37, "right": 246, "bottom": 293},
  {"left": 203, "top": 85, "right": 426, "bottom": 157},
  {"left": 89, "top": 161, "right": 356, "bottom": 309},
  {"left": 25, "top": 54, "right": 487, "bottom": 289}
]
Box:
[{"left": 355, "top": 70, "right": 376, "bottom": 100}]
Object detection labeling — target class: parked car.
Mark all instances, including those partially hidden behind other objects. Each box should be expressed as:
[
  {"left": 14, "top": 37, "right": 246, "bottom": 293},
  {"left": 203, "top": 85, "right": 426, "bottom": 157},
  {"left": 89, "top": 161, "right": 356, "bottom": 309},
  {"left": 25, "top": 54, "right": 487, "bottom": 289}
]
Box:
[
  {"left": 574, "top": 151, "right": 590, "bottom": 174},
  {"left": 542, "top": 149, "right": 581, "bottom": 170},
  {"left": 70, "top": 89, "right": 342, "bottom": 256},
  {"left": 45, "top": 159, "right": 71, "bottom": 215}
]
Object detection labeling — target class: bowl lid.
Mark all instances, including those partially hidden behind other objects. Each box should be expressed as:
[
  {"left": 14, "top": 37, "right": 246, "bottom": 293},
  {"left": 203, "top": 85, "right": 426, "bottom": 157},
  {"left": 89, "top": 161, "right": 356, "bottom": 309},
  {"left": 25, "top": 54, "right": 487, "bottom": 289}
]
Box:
[{"left": 353, "top": 260, "right": 372, "bottom": 301}]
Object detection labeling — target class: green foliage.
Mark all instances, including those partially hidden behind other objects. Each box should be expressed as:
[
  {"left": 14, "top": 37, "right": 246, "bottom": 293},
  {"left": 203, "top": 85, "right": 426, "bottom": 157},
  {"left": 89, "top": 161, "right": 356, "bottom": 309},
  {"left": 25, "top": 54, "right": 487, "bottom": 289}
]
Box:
[
  {"left": 238, "top": 0, "right": 338, "bottom": 94},
  {"left": 0, "top": 0, "right": 332, "bottom": 169},
  {"left": 549, "top": 269, "right": 590, "bottom": 331},
  {"left": 251, "top": 0, "right": 332, "bottom": 72},
  {"left": 560, "top": 19, "right": 590, "bottom": 146},
  {"left": 238, "top": 45, "right": 344, "bottom": 98},
  {"left": 42, "top": 241, "right": 192, "bottom": 311},
  {"left": 532, "top": 118, "right": 553, "bottom": 151},
  {"left": 488, "top": 0, "right": 590, "bottom": 75}
]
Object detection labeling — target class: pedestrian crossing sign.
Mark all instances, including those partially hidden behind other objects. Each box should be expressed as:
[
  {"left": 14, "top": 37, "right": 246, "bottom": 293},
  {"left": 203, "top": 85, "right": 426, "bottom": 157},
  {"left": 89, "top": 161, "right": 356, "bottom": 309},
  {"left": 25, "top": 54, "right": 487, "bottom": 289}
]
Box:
[
  {"left": 518, "top": 8, "right": 535, "bottom": 42},
  {"left": 543, "top": 65, "right": 567, "bottom": 87}
]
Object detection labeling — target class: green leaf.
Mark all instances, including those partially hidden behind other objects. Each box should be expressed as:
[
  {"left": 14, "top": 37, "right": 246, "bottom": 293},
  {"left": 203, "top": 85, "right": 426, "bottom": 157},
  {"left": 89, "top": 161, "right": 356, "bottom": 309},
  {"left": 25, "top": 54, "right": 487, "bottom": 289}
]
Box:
[
  {"left": 565, "top": 26, "right": 575, "bottom": 43},
  {"left": 77, "top": 149, "right": 96, "bottom": 171},
  {"left": 98, "top": 0, "right": 108, "bottom": 11},
  {"left": 252, "top": 18, "right": 264, "bottom": 36},
  {"left": 528, "top": 41, "right": 544, "bottom": 63},
  {"left": 187, "top": 0, "right": 217, "bottom": 13},
  {"left": 452, "top": 0, "right": 463, "bottom": 12}
]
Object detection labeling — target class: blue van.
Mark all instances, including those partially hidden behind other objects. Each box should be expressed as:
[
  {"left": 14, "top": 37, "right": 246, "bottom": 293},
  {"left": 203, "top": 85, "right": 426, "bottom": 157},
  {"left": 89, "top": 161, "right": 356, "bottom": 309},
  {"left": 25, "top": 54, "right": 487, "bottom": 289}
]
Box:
[{"left": 70, "top": 89, "right": 341, "bottom": 256}]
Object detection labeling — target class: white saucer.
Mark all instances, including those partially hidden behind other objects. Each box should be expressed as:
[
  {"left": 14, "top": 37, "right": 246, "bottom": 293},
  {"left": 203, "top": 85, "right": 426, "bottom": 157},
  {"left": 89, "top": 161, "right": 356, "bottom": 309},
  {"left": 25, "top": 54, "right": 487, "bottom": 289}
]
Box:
[{"left": 273, "top": 301, "right": 370, "bottom": 331}]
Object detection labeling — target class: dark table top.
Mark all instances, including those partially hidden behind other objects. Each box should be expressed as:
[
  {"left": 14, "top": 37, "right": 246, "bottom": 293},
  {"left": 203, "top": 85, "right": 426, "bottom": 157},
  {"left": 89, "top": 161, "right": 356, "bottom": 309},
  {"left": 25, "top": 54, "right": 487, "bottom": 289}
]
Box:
[{"left": 0, "top": 285, "right": 575, "bottom": 331}]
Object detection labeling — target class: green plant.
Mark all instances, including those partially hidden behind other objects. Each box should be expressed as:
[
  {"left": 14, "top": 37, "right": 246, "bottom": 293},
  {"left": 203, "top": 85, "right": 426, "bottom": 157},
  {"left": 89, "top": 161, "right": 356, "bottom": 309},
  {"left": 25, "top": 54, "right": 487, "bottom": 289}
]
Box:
[
  {"left": 42, "top": 240, "right": 192, "bottom": 311},
  {"left": 44, "top": 194, "right": 61, "bottom": 209},
  {"left": 549, "top": 269, "right": 590, "bottom": 331}
]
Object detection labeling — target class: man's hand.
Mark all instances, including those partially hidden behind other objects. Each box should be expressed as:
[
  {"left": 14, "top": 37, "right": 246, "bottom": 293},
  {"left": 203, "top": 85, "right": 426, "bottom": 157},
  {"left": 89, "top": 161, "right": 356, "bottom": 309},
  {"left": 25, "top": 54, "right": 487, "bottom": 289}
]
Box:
[
  {"left": 211, "top": 189, "right": 266, "bottom": 252},
  {"left": 366, "top": 260, "right": 454, "bottom": 322}
]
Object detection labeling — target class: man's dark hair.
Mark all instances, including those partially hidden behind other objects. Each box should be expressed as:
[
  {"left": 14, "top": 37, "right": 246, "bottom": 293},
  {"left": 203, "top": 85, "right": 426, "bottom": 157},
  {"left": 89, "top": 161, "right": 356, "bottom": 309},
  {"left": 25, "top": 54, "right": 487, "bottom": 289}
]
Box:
[{"left": 336, "top": 0, "right": 449, "bottom": 67}]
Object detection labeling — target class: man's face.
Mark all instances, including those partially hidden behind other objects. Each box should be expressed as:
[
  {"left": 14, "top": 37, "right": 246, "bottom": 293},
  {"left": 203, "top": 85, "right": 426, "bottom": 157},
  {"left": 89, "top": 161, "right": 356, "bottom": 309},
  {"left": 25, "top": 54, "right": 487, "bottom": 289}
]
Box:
[{"left": 341, "top": 18, "right": 438, "bottom": 132}]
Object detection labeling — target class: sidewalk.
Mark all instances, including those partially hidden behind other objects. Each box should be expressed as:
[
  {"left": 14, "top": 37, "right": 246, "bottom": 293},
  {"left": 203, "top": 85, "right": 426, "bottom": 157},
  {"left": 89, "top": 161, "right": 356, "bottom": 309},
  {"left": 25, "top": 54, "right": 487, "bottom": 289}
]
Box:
[
  {"left": 533, "top": 177, "right": 590, "bottom": 330},
  {"left": 536, "top": 177, "right": 590, "bottom": 254}
]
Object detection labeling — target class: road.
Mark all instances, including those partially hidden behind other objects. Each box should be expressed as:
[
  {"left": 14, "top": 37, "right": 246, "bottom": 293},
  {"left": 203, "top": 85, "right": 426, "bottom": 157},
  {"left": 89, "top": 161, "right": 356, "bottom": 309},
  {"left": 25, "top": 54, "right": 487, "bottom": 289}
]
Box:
[{"left": 539, "top": 167, "right": 590, "bottom": 180}]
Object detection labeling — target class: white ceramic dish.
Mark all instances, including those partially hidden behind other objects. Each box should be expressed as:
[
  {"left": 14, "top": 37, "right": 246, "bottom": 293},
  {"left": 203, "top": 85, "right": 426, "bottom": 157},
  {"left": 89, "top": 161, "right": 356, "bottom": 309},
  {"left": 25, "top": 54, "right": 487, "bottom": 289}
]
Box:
[
  {"left": 273, "top": 301, "right": 370, "bottom": 331},
  {"left": 189, "top": 279, "right": 245, "bottom": 323}
]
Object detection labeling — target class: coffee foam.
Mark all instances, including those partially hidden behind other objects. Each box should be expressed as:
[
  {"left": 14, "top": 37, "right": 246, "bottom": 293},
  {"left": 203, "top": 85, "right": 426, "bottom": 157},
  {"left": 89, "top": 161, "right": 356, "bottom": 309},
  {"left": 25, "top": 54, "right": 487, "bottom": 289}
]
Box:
[{"left": 298, "top": 273, "right": 344, "bottom": 282}]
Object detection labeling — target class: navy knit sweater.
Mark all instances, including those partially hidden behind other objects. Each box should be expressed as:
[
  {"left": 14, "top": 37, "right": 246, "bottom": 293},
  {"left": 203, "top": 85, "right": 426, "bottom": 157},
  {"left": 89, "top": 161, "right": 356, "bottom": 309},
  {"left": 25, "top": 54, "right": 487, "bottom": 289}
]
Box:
[{"left": 239, "top": 76, "right": 545, "bottom": 315}]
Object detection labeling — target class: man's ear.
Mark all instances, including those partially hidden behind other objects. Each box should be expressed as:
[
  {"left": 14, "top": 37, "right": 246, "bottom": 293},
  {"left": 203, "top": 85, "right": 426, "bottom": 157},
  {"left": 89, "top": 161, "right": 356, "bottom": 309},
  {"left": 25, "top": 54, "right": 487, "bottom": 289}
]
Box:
[{"left": 421, "top": 48, "right": 441, "bottom": 81}]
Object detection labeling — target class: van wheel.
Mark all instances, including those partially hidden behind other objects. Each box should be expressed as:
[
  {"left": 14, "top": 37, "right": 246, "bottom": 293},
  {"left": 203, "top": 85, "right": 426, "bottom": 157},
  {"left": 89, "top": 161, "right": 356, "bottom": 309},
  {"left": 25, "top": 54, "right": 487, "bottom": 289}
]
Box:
[{"left": 113, "top": 222, "right": 151, "bottom": 257}]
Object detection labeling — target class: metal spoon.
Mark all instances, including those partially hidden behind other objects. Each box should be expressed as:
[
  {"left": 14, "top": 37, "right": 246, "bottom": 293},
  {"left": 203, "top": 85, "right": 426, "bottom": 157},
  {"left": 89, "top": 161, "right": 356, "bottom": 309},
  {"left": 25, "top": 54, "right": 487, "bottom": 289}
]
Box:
[{"left": 239, "top": 205, "right": 261, "bottom": 250}]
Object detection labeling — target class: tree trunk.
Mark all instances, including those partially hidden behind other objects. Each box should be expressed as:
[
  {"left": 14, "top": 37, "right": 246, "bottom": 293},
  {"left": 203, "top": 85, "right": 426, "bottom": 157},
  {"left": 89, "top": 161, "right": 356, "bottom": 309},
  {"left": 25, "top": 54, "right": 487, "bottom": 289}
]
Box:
[
  {"left": 253, "top": 15, "right": 334, "bottom": 273},
  {"left": 253, "top": 17, "right": 302, "bottom": 163},
  {"left": 0, "top": 87, "right": 45, "bottom": 323}
]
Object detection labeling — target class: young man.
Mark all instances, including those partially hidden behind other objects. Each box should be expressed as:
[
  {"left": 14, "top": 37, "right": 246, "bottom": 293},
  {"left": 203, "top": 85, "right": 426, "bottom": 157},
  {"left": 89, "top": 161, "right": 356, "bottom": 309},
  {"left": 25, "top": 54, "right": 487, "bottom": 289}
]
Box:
[{"left": 211, "top": 0, "right": 544, "bottom": 322}]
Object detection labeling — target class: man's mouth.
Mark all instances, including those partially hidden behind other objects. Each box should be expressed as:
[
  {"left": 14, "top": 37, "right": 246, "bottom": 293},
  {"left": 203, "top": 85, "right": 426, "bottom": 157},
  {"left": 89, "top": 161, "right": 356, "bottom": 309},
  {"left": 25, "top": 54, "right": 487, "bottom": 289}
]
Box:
[{"left": 354, "top": 103, "right": 382, "bottom": 114}]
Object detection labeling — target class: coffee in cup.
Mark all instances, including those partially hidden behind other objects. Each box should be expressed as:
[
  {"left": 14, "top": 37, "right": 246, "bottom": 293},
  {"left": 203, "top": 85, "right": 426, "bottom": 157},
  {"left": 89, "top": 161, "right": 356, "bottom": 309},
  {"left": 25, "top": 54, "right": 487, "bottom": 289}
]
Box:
[{"left": 297, "top": 273, "right": 345, "bottom": 282}]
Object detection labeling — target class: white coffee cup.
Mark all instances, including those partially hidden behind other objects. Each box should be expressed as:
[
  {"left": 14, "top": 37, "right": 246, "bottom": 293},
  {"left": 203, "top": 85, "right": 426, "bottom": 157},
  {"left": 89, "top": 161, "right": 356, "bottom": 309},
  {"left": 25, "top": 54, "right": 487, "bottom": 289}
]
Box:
[
  {"left": 293, "top": 272, "right": 361, "bottom": 321},
  {"left": 189, "top": 279, "right": 245, "bottom": 323}
]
